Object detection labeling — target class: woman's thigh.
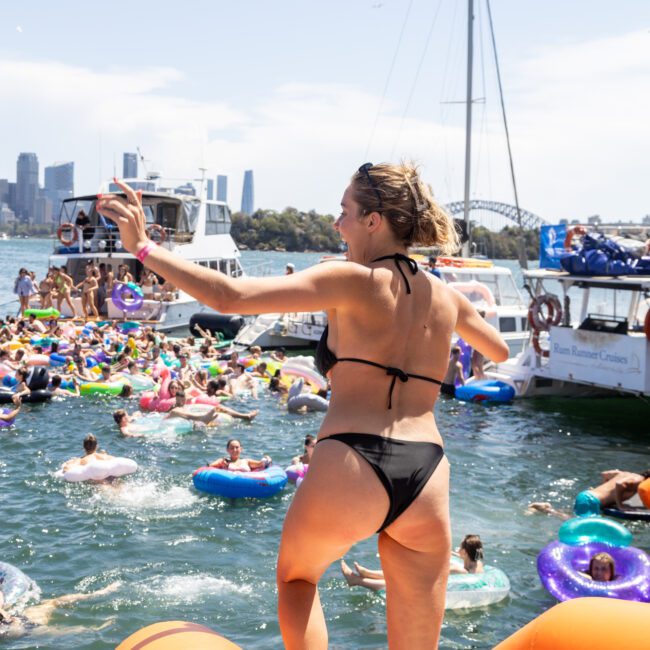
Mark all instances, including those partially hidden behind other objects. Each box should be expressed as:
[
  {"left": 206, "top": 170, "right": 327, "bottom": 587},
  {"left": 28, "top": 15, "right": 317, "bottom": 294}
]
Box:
[{"left": 277, "top": 439, "right": 389, "bottom": 583}]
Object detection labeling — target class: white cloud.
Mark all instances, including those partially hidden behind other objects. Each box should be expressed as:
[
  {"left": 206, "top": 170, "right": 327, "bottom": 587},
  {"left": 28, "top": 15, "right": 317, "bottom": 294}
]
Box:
[{"left": 0, "top": 30, "right": 648, "bottom": 223}]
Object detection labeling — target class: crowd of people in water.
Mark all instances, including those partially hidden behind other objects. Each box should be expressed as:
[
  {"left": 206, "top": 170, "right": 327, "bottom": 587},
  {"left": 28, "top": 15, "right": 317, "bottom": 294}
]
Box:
[{"left": 13, "top": 260, "right": 178, "bottom": 320}]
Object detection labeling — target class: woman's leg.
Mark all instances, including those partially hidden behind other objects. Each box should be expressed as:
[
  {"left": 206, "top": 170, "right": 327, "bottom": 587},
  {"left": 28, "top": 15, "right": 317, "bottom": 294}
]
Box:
[
  {"left": 340, "top": 560, "right": 385, "bottom": 591},
  {"left": 379, "top": 457, "right": 451, "bottom": 650},
  {"left": 23, "top": 581, "right": 121, "bottom": 626},
  {"left": 65, "top": 294, "right": 77, "bottom": 318},
  {"left": 89, "top": 291, "right": 99, "bottom": 317},
  {"left": 277, "top": 439, "right": 389, "bottom": 650}
]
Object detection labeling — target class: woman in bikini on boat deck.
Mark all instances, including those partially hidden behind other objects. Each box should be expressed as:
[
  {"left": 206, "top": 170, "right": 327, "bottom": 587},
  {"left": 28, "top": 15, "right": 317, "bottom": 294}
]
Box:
[{"left": 97, "top": 166, "right": 508, "bottom": 649}]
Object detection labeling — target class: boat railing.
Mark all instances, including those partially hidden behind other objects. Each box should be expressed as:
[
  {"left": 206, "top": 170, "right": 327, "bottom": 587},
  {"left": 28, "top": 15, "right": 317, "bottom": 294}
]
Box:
[
  {"left": 243, "top": 261, "right": 274, "bottom": 278},
  {"left": 53, "top": 225, "right": 193, "bottom": 254}
]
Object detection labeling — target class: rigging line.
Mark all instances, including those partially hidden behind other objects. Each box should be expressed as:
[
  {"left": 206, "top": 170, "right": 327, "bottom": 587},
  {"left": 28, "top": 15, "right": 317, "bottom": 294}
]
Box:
[
  {"left": 390, "top": 0, "right": 445, "bottom": 160},
  {"left": 363, "top": 0, "right": 414, "bottom": 160},
  {"left": 485, "top": 0, "right": 527, "bottom": 267}
]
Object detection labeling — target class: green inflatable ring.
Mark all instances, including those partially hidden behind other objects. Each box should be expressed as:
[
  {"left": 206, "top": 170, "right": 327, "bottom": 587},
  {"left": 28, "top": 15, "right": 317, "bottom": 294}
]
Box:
[{"left": 24, "top": 308, "right": 60, "bottom": 320}]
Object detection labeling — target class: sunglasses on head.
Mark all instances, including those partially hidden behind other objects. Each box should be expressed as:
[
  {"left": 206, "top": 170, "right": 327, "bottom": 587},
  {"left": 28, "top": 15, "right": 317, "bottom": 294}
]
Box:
[{"left": 358, "top": 163, "right": 383, "bottom": 209}]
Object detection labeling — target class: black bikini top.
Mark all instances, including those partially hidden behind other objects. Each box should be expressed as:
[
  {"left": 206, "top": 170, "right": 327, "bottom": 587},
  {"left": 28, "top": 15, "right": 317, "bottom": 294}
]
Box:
[{"left": 315, "top": 253, "right": 442, "bottom": 409}]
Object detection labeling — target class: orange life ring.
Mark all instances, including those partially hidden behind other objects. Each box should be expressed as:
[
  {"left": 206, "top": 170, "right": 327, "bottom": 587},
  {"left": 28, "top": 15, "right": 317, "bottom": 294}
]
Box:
[
  {"left": 564, "top": 225, "right": 587, "bottom": 250},
  {"left": 57, "top": 222, "right": 77, "bottom": 247},
  {"left": 528, "top": 295, "right": 562, "bottom": 331},
  {"left": 531, "top": 329, "right": 549, "bottom": 358},
  {"left": 146, "top": 224, "right": 166, "bottom": 243}
]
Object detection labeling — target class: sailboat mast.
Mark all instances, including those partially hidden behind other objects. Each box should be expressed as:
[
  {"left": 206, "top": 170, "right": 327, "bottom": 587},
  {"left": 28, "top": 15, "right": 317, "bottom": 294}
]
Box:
[{"left": 462, "top": 0, "right": 474, "bottom": 257}]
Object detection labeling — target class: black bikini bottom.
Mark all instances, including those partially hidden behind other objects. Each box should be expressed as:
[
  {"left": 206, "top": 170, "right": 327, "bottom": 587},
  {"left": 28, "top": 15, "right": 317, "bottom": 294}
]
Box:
[{"left": 318, "top": 433, "right": 445, "bottom": 532}]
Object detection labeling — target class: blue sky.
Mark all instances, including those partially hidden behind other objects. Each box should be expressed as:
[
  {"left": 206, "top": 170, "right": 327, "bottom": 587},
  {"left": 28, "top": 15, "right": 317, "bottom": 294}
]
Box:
[{"left": 1, "top": 1, "right": 649, "bottom": 223}]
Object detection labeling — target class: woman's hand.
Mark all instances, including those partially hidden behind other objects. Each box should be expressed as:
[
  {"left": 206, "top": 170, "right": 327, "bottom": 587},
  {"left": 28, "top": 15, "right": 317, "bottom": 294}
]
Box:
[{"left": 96, "top": 179, "right": 150, "bottom": 254}]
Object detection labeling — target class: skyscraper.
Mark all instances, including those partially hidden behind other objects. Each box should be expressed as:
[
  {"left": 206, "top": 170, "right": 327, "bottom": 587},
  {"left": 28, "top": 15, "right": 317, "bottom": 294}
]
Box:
[
  {"left": 240, "top": 170, "right": 254, "bottom": 216},
  {"left": 123, "top": 152, "right": 138, "bottom": 179},
  {"left": 16, "top": 153, "right": 39, "bottom": 222},
  {"left": 44, "top": 161, "right": 74, "bottom": 221},
  {"left": 217, "top": 175, "right": 228, "bottom": 202},
  {"left": 206, "top": 178, "right": 214, "bottom": 200}
]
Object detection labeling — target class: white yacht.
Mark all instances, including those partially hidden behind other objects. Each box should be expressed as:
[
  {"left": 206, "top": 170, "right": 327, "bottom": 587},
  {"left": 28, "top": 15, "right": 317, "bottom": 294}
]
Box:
[
  {"left": 47, "top": 173, "right": 267, "bottom": 332},
  {"left": 235, "top": 256, "right": 530, "bottom": 355},
  {"left": 483, "top": 269, "right": 650, "bottom": 397}
]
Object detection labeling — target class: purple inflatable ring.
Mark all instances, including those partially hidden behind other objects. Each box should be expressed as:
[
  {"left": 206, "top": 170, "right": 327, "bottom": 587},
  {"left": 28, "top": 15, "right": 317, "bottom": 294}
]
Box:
[
  {"left": 537, "top": 540, "right": 650, "bottom": 603},
  {"left": 0, "top": 408, "right": 15, "bottom": 428},
  {"left": 111, "top": 282, "right": 144, "bottom": 313}
]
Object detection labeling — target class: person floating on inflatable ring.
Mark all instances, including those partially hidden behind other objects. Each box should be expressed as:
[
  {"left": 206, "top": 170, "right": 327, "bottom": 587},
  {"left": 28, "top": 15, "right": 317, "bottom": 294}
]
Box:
[
  {"left": 580, "top": 552, "right": 616, "bottom": 582},
  {"left": 341, "top": 535, "right": 485, "bottom": 592},
  {"left": 528, "top": 468, "right": 650, "bottom": 519},
  {"left": 208, "top": 438, "right": 271, "bottom": 472}
]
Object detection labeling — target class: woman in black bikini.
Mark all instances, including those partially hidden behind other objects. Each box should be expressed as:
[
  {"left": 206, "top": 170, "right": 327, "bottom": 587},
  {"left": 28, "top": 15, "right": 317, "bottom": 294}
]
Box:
[{"left": 97, "top": 167, "right": 508, "bottom": 649}]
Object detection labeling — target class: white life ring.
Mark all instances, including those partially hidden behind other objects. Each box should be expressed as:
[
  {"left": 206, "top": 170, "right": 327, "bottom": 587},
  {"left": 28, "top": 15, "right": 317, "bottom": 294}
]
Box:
[
  {"left": 448, "top": 281, "right": 497, "bottom": 308},
  {"left": 57, "top": 457, "right": 138, "bottom": 482}
]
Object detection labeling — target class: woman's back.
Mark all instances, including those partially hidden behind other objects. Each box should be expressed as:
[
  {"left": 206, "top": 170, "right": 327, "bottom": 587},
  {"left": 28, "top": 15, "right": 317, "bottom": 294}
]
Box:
[{"left": 321, "top": 261, "right": 457, "bottom": 440}]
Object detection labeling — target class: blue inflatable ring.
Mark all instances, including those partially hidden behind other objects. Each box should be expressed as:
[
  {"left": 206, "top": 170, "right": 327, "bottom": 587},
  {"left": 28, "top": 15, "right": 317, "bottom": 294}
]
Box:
[
  {"left": 111, "top": 282, "right": 144, "bottom": 313},
  {"left": 192, "top": 465, "right": 287, "bottom": 498},
  {"left": 455, "top": 379, "right": 515, "bottom": 403}
]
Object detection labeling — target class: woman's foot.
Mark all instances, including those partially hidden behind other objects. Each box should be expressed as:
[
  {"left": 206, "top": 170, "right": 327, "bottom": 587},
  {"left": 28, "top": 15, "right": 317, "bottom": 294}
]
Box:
[
  {"left": 353, "top": 562, "right": 374, "bottom": 579},
  {"left": 340, "top": 560, "right": 362, "bottom": 587}
]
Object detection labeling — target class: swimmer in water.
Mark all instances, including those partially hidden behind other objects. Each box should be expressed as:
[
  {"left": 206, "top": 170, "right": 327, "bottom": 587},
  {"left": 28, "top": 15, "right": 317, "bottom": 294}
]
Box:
[
  {"left": 529, "top": 468, "right": 650, "bottom": 519},
  {"left": 0, "top": 395, "right": 21, "bottom": 423},
  {"left": 0, "top": 580, "right": 120, "bottom": 639},
  {"left": 291, "top": 434, "right": 316, "bottom": 466},
  {"left": 581, "top": 552, "right": 616, "bottom": 582},
  {"left": 341, "top": 535, "right": 485, "bottom": 592},
  {"left": 61, "top": 434, "right": 114, "bottom": 473},
  {"left": 166, "top": 390, "right": 258, "bottom": 424},
  {"left": 208, "top": 438, "right": 271, "bottom": 472}
]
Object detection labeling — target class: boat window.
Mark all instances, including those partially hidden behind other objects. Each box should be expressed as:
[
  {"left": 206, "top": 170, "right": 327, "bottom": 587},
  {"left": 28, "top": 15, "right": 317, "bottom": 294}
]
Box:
[
  {"left": 142, "top": 205, "right": 155, "bottom": 225},
  {"left": 520, "top": 317, "right": 529, "bottom": 331},
  {"left": 209, "top": 260, "right": 220, "bottom": 271},
  {"left": 218, "top": 260, "right": 228, "bottom": 275},
  {"left": 205, "top": 204, "right": 229, "bottom": 235},
  {"left": 61, "top": 200, "right": 94, "bottom": 224},
  {"left": 178, "top": 200, "right": 200, "bottom": 233},
  {"left": 495, "top": 274, "right": 525, "bottom": 307},
  {"left": 157, "top": 203, "right": 178, "bottom": 230},
  {"left": 499, "top": 316, "right": 517, "bottom": 332}
]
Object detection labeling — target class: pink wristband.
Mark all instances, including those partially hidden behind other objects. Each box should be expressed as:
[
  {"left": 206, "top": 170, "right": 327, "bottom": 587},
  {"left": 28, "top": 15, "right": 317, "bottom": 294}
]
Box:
[{"left": 136, "top": 242, "right": 157, "bottom": 263}]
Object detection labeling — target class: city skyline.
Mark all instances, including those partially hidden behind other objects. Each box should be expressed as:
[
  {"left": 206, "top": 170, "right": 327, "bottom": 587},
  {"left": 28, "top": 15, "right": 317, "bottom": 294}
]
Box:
[{"left": 0, "top": 148, "right": 245, "bottom": 226}]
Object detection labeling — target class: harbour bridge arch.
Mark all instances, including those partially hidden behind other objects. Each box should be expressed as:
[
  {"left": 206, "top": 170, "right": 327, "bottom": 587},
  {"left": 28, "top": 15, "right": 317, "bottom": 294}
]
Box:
[{"left": 445, "top": 200, "right": 548, "bottom": 230}]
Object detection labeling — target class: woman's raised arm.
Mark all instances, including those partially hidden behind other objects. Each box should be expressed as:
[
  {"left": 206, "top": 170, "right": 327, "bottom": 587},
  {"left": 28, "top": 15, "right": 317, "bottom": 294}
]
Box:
[
  {"left": 452, "top": 290, "right": 510, "bottom": 363},
  {"left": 97, "top": 180, "right": 364, "bottom": 315}
]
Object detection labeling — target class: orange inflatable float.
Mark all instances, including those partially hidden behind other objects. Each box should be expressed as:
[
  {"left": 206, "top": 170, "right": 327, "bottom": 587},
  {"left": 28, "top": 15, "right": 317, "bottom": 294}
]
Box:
[
  {"left": 494, "top": 597, "right": 650, "bottom": 650},
  {"left": 117, "top": 621, "right": 241, "bottom": 650},
  {"left": 638, "top": 478, "right": 650, "bottom": 509}
]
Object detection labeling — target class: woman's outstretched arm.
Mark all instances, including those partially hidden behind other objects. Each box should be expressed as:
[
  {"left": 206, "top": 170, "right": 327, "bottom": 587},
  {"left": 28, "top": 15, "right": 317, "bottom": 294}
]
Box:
[{"left": 97, "top": 180, "right": 364, "bottom": 316}]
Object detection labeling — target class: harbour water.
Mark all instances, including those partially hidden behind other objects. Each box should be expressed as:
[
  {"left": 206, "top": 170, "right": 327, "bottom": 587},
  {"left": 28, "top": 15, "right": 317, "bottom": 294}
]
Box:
[{"left": 0, "top": 239, "right": 649, "bottom": 649}]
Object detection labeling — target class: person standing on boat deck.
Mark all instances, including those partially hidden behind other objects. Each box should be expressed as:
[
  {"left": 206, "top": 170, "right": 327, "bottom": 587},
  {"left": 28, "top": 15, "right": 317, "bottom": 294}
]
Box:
[
  {"left": 97, "top": 165, "right": 508, "bottom": 650},
  {"left": 74, "top": 209, "right": 92, "bottom": 252},
  {"left": 13, "top": 268, "right": 33, "bottom": 315},
  {"left": 470, "top": 310, "right": 487, "bottom": 379}
]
